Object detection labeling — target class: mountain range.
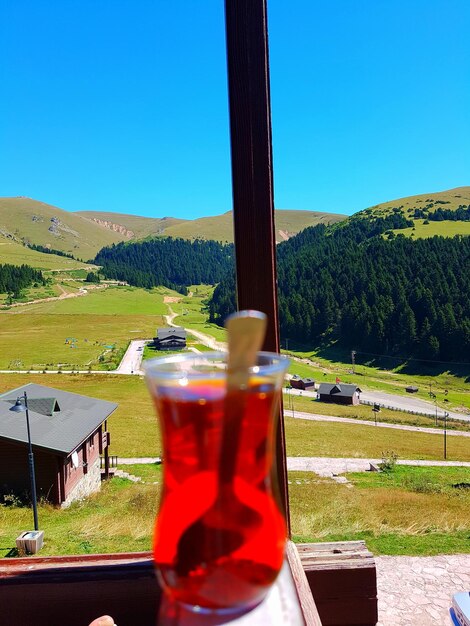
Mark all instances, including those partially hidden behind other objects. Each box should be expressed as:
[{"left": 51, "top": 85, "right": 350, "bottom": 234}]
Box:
[{"left": 0, "top": 197, "right": 345, "bottom": 259}]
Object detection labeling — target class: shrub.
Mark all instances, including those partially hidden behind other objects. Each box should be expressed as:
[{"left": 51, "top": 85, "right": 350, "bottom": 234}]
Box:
[
  {"left": 402, "top": 475, "right": 442, "bottom": 494},
  {"left": 1, "top": 492, "right": 26, "bottom": 507},
  {"left": 379, "top": 450, "right": 399, "bottom": 473}
]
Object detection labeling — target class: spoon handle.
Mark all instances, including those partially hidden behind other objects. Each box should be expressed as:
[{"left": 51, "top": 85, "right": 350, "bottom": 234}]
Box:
[{"left": 220, "top": 310, "right": 267, "bottom": 484}]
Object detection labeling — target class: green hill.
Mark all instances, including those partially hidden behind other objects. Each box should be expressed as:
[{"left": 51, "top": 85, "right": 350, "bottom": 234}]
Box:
[
  {"left": 76, "top": 211, "right": 187, "bottom": 239},
  {"left": 0, "top": 234, "right": 95, "bottom": 270},
  {"left": 356, "top": 186, "right": 470, "bottom": 217},
  {"left": 77, "top": 208, "right": 346, "bottom": 243},
  {"left": 0, "top": 197, "right": 125, "bottom": 258},
  {"left": 0, "top": 198, "right": 345, "bottom": 258},
  {"left": 354, "top": 186, "right": 470, "bottom": 238},
  {"left": 210, "top": 186, "right": 470, "bottom": 364}
]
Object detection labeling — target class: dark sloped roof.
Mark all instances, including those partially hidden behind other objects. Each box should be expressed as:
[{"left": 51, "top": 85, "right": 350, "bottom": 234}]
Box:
[
  {"left": 6, "top": 397, "right": 61, "bottom": 417},
  {"left": 291, "top": 375, "right": 314, "bottom": 383},
  {"left": 0, "top": 383, "right": 117, "bottom": 456},
  {"left": 156, "top": 327, "right": 187, "bottom": 340},
  {"left": 317, "top": 383, "right": 361, "bottom": 397}
]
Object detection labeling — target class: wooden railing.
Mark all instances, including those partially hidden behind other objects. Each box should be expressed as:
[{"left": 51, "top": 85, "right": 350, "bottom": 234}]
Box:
[
  {"left": 100, "top": 455, "right": 118, "bottom": 469},
  {"left": 0, "top": 542, "right": 322, "bottom": 626}
]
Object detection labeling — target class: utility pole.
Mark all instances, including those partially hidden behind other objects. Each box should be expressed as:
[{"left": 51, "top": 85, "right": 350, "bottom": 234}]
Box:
[
  {"left": 351, "top": 350, "right": 356, "bottom": 374},
  {"left": 9, "top": 392, "right": 39, "bottom": 531},
  {"left": 444, "top": 412, "right": 448, "bottom": 460}
]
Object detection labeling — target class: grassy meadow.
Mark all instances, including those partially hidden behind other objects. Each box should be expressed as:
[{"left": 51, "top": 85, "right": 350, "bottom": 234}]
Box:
[
  {"left": 285, "top": 416, "right": 470, "bottom": 462},
  {"left": 395, "top": 219, "right": 470, "bottom": 239},
  {"left": 283, "top": 347, "right": 470, "bottom": 415},
  {"left": 357, "top": 186, "right": 470, "bottom": 219},
  {"left": 289, "top": 467, "right": 470, "bottom": 555},
  {"left": 1, "top": 373, "right": 468, "bottom": 462},
  {"left": 1, "top": 264, "right": 470, "bottom": 559},
  {"left": 158, "top": 208, "right": 345, "bottom": 243},
  {"left": 0, "top": 286, "right": 168, "bottom": 370},
  {"left": 0, "top": 237, "right": 96, "bottom": 270},
  {"left": 0, "top": 477, "right": 157, "bottom": 557}
]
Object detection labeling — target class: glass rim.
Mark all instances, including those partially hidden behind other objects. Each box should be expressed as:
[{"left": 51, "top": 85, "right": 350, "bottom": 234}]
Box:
[{"left": 143, "top": 350, "right": 289, "bottom": 380}]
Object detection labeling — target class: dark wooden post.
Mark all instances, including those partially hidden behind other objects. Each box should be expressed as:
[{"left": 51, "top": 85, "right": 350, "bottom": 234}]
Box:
[
  {"left": 224, "top": 0, "right": 290, "bottom": 529},
  {"left": 104, "top": 420, "right": 110, "bottom": 479}
]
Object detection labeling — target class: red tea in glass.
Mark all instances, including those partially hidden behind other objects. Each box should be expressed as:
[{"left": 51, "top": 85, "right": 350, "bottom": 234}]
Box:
[{"left": 144, "top": 351, "right": 289, "bottom": 613}]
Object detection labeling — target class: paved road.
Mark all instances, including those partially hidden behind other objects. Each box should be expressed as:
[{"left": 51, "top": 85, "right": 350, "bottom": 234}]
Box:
[
  {"left": 361, "top": 389, "right": 468, "bottom": 422},
  {"left": 285, "top": 386, "right": 470, "bottom": 423},
  {"left": 287, "top": 456, "right": 470, "bottom": 476},
  {"left": 119, "top": 456, "right": 470, "bottom": 472},
  {"left": 0, "top": 338, "right": 148, "bottom": 377},
  {"left": 115, "top": 339, "right": 146, "bottom": 374},
  {"left": 283, "top": 406, "right": 470, "bottom": 438}
]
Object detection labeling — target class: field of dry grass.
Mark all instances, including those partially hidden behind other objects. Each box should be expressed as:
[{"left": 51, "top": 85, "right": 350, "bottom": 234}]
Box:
[
  {"left": 0, "top": 477, "right": 158, "bottom": 556},
  {"left": 2, "top": 465, "right": 468, "bottom": 557},
  {"left": 289, "top": 467, "right": 470, "bottom": 555}
]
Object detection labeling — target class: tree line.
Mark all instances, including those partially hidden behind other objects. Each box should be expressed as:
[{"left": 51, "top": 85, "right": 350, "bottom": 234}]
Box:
[
  {"left": 209, "top": 213, "right": 470, "bottom": 362},
  {"left": 28, "top": 243, "right": 77, "bottom": 259},
  {"left": 94, "top": 237, "right": 234, "bottom": 290},
  {"left": 413, "top": 205, "right": 470, "bottom": 222},
  {"left": 0, "top": 264, "right": 46, "bottom": 298}
]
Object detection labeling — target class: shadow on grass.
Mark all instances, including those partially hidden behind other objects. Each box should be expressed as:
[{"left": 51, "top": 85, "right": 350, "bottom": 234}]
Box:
[
  {"left": 303, "top": 342, "right": 470, "bottom": 379},
  {"left": 0, "top": 547, "right": 19, "bottom": 558}
]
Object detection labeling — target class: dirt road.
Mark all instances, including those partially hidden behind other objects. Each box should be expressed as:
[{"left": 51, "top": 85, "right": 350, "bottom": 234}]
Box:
[
  {"left": 164, "top": 305, "right": 226, "bottom": 351},
  {"left": 2, "top": 283, "right": 106, "bottom": 309}
]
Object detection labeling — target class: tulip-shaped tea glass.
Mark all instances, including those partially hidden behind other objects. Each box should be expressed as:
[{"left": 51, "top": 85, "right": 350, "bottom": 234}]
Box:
[{"left": 144, "top": 351, "right": 289, "bottom": 614}]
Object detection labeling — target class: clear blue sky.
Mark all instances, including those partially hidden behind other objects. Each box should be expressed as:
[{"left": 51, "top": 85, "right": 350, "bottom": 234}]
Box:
[{"left": 1, "top": 1, "right": 469, "bottom": 219}]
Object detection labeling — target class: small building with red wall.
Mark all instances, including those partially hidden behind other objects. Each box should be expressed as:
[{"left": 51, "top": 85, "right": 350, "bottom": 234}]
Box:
[
  {"left": 290, "top": 375, "right": 315, "bottom": 391},
  {"left": 0, "top": 383, "right": 117, "bottom": 507},
  {"left": 317, "top": 383, "right": 362, "bottom": 406}
]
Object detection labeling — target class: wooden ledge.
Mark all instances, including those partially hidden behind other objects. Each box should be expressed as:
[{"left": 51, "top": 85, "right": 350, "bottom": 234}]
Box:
[
  {"left": 298, "top": 541, "right": 377, "bottom": 626},
  {"left": 0, "top": 542, "right": 321, "bottom": 626}
]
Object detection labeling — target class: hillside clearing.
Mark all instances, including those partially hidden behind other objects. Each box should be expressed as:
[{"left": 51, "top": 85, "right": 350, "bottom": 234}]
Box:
[{"left": 396, "top": 219, "right": 470, "bottom": 239}]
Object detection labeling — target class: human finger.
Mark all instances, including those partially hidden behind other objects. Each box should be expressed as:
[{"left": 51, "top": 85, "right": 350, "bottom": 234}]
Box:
[{"left": 88, "top": 616, "right": 116, "bottom": 626}]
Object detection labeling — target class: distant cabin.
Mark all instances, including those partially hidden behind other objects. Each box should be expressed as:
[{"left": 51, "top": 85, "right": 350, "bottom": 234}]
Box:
[
  {"left": 290, "top": 375, "right": 315, "bottom": 391},
  {"left": 317, "top": 383, "right": 362, "bottom": 406},
  {"left": 154, "top": 327, "right": 187, "bottom": 350}
]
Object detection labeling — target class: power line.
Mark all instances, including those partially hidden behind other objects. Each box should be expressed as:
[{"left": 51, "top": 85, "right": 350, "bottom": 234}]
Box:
[{"left": 354, "top": 350, "right": 470, "bottom": 367}]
